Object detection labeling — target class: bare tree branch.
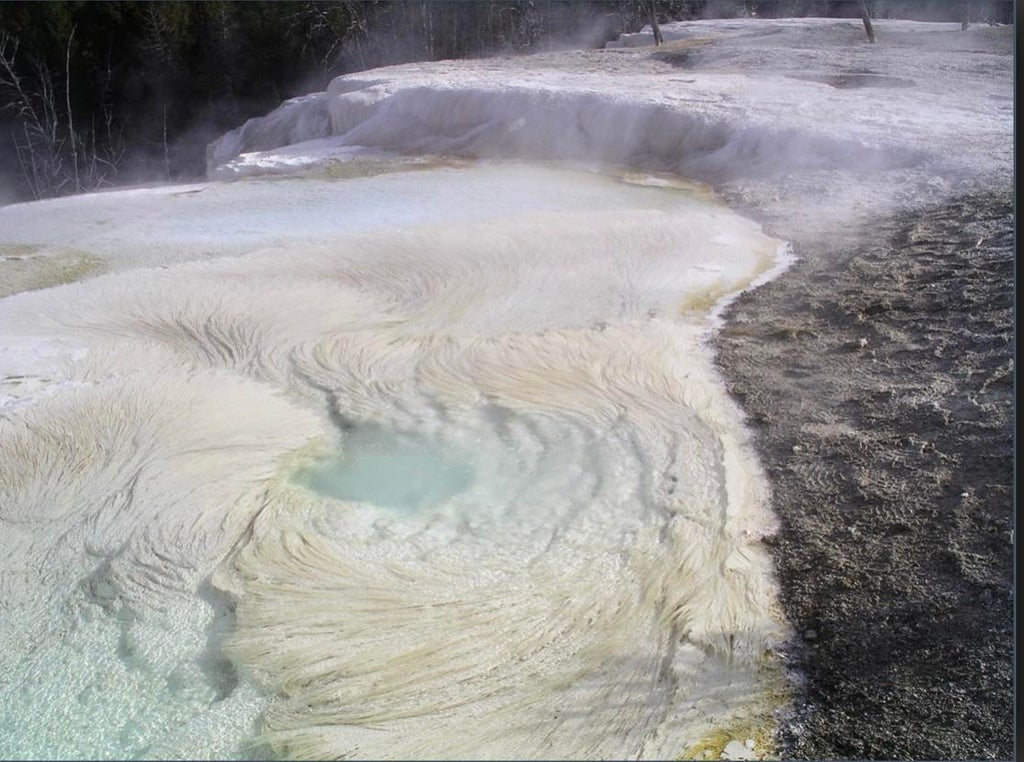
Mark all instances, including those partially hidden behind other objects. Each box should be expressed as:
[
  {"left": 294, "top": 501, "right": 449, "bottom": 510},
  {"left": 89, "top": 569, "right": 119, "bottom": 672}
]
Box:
[
  {"left": 66, "top": 26, "right": 80, "bottom": 191},
  {"left": 1, "top": 30, "right": 124, "bottom": 198}
]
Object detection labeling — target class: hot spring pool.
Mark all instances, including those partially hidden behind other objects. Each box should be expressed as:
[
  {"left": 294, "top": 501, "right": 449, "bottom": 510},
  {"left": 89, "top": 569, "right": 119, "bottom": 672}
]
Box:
[{"left": 296, "top": 424, "right": 475, "bottom": 514}]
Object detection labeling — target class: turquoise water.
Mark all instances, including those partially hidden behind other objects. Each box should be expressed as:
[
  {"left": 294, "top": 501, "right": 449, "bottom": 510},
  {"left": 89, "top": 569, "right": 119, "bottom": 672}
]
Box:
[{"left": 297, "top": 425, "right": 475, "bottom": 513}]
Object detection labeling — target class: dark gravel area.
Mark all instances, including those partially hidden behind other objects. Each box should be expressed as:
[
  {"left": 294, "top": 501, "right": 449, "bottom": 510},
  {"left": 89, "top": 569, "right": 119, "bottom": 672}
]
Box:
[{"left": 712, "top": 191, "right": 1014, "bottom": 760}]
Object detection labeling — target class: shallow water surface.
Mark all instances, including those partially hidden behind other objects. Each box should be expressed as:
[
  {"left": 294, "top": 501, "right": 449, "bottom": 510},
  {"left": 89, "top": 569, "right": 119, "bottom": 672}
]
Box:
[{"left": 298, "top": 425, "right": 475, "bottom": 513}]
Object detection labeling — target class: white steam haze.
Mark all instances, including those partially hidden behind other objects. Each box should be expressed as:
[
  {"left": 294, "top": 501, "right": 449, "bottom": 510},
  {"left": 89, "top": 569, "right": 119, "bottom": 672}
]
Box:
[{"left": 0, "top": 17, "right": 1012, "bottom": 761}]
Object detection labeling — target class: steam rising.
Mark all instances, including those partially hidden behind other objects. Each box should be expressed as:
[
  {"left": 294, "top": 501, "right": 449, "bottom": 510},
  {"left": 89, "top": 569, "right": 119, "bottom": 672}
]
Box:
[{"left": 209, "top": 17, "right": 1011, "bottom": 214}]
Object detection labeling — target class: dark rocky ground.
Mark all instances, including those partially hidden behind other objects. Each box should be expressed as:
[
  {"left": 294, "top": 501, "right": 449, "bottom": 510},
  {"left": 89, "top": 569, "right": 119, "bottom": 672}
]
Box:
[{"left": 713, "top": 191, "right": 1014, "bottom": 760}]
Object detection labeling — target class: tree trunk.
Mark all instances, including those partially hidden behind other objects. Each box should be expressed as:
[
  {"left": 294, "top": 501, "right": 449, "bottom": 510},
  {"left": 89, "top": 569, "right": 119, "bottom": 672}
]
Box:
[
  {"left": 648, "top": 2, "right": 663, "bottom": 46},
  {"left": 859, "top": 1, "right": 875, "bottom": 43},
  {"left": 961, "top": 0, "right": 970, "bottom": 30}
]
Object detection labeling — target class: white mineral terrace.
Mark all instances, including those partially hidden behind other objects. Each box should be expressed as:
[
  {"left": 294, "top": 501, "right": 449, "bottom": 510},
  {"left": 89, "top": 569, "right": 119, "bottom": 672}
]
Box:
[{"left": 0, "top": 17, "right": 1011, "bottom": 761}]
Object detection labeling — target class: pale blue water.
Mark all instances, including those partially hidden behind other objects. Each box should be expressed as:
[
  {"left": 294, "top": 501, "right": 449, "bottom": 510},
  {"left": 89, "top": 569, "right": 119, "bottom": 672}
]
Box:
[{"left": 298, "top": 425, "right": 475, "bottom": 513}]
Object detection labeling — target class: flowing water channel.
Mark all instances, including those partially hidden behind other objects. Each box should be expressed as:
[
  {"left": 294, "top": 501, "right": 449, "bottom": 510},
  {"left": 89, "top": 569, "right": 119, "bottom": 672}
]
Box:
[{"left": 0, "top": 160, "right": 790, "bottom": 759}]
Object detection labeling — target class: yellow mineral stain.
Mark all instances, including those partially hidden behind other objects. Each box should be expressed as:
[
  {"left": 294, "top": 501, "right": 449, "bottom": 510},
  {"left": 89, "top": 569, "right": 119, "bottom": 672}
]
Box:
[{"left": 0, "top": 248, "right": 104, "bottom": 298}]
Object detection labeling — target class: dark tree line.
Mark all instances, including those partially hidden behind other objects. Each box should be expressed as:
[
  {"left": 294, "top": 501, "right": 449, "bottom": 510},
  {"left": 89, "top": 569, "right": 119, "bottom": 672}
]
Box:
[
  {"left": 0, "top": 1, "right": 1011, "bottom": 204},
  {"left": 1, "top": 1, "right": 362, "bottom": 200},
  {"left": 0, "top": 1, "right": 684, "bottom": 202}
]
